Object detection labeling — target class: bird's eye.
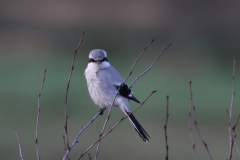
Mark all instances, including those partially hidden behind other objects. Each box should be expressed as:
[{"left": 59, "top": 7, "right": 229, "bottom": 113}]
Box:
[
  {"left": 89, "top": 58, "right": 97, "bottom": 63},
  {"left": 100, "top": 57, "right": 108, "bottom": 62}
]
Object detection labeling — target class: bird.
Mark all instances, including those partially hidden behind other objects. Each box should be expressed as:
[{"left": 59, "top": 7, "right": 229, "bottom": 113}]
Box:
[{"left": 84, "top": 49, "right": 150, "bottom": 142}]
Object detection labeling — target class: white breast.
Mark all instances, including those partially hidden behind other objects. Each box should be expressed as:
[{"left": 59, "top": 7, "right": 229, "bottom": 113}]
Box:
[
  {"left": 84, "top": 63, "right": 113, "bottom": 109},
  {"left": 85, "top": 62, "right": 131, "bottom": 111}
]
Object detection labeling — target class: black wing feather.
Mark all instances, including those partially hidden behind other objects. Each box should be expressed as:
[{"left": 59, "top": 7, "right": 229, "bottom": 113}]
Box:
[{"left": 116, "top": 84, "right": 140, "bottom": 103}]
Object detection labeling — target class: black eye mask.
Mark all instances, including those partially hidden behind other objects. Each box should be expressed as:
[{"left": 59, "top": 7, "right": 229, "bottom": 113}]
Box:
[{"left": 88, "top": 57, "right": 108, "bottom": 63}]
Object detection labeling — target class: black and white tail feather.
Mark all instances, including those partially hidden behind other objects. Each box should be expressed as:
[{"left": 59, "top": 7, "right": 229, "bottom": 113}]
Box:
[
  {"left": 124, "top": 110, "right": 150, "bottom": 142},
  {"left": 117, "top": 84, "right": 150, "bottom": 142}
]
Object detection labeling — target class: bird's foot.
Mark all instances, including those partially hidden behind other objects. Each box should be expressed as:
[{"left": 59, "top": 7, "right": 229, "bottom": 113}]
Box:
[{"left": 99, "top": 108, "right": 105, "bottom": 115}]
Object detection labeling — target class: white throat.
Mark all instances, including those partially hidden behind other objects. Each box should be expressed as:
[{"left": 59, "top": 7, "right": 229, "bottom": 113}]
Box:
[{"left": 87, "top": 61, "right": 110, "bottom": 71}]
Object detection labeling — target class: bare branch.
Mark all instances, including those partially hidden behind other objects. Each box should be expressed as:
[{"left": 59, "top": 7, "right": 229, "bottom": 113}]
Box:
[
  {"left": 88, "top": 154, "right": 92, "bottom": 160},
  {"left": 128, "top": 43, "right": 172, "bottom": 89},
  {"left": 126, "top": 39, "right": 155, "bottom": 80},
  {"left": 64, "top": 31, "right": 85, "bottom": 151},
  {"left": 228, "top": 57, "right": 237, "bottom": 160},
  {"left": 75, "top": 31, "right": 85, "bottom": 54},
  {"left": 189, "top": 81, "right": 197, "bottom": 160},
  {"left": 229, "top": 137, "right": 235, "bottom": 160},
  {"left": 233, "top": 113, "right": 240, "bottom": 132},
  {"left": 229, "top": 57, "right": 237, "bottom": 123},
  {"left": 14, "top": 129, "right": 23, "bottom": 160},
  {"left": 233, "top": 113, "right": 240, "bottom": 157},
  {"left": 35, "top": 69, "right": 47, "bottom": 160},
  {"left": 62, "top": 111, "right": 101, "bottom": 160},
  {"left": 194, "top": 121, "right": 213, "bottom": 160},
  {"left": 63, "top": 135, "right": 67, "bottom": 152},
  {"left": 189, "top": 81, "right": 213, "bottom": 160},
  {"left": 234, "top": 141, "right": 240, "bottom": 157},
  {"left": 164, "top": 95, "right": 169, "bottom": 160},
  {"left": 94, "top": 39, "right": 156, "bottom": 160},
  {"left": 63, "top": 136, "right": 70, "bottom": 160},
  {"left": 193, "top": 110, "right": 212, "bottom": 160},
  {"left": 226, "top": 111, "right": 240, "bottom": 158},
  {"left": 77, "top": 90, "right": 157, "bottom": 159}
]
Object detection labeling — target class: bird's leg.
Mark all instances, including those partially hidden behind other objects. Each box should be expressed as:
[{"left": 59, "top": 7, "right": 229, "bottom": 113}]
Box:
[{"left": 99, "top": 108, "right": 105, "bottom": 115}]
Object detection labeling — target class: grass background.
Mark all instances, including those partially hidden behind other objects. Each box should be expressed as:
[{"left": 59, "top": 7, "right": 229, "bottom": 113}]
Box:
[{"left": 1, "top": 1, "right": 240, "bottom": 159}]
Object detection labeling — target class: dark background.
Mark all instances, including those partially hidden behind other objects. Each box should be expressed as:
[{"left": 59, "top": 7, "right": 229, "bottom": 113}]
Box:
[{"left": 1, "top": 1, "right": 240, "bottom": 159}]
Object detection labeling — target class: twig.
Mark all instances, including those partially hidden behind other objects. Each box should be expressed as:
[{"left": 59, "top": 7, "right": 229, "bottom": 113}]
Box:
[
  {"left": 64, "top": 31, "right": 85, "bottom": 151},
  {"left": 63, "top": 135, "right": 67, "bottom": 152},
  {"left": 229, "top": 137, "right": 235, "bottom": 160},
  {"left": 233, "top": 113, "right": 240, "bottom": 157},
  {"left": 234, "top": 141, "right": 240, "bottom": 157},
  {"left": 189, "top": 81, "right": 212, "bottom": 160},
  {"left": 193, "top": 111, "right": 212, "bottom": 159},
  {"left": 62, "top": 111, "right": 101, "bottom": 160},
  {"left": 189, "top": 81, "right": 197, "bottom": 160},
  {"left": 164, "top": 95, "right": 169, "bottom": 160},
  {"left": 88, "top": 154, "right": 92, "bottom": 160},
  {"left": 35, "top": 69, "right": 47, "bottom": 160},
  {"left": 128, "top": 43, "right": 172, "bottom": 89},
  {"left": 194, "top": 120, "right": 213, "bottom": 160},
  {"left": 126, "top": 39, "right": 155, "bottom": 81},
  {"left": 226, "top": 110, "right": 240, "bottom": 158},
  {"left": 77, "top": 90, "right": 157, "bottom": 159},
  {"left": 63, "top": 135, "right": 70, "bottom": 160},
  {"left": 233, "top": 113, "right": 240, "bottom": 131},
  {"left": 14, "top": 129, "right": 23, "bottom": 160},
  {"left": 94, "top": 39, "right": 156, "bottom": 160},
  {"left": 228, "top": 57, "right": 237, "bottom": 160}
]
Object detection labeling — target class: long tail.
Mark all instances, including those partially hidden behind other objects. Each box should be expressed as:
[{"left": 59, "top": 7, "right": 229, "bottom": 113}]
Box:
[{"left": 125, "top": 110, "right": 150, "bottom": 142}]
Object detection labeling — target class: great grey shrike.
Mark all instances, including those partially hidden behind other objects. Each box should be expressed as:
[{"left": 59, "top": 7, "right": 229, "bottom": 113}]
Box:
[{"left": 84, "top": 49, "right": 150, "bottom": 142}]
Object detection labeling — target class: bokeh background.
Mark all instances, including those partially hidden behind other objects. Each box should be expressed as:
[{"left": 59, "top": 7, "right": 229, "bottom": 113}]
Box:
[{"left": 1, "top": 1, "right": 240, "bottom": 159}]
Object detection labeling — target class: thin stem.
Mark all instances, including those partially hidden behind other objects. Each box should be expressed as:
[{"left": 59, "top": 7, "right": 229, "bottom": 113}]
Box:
[
  {"left": 128, "top": 43, "right": 172, "bottom": 89},
  {"left": 64, "top": 31, "right": 85, "bottom": 151},
  {"left": 193, "top": 110, "right": 212, "bottom": 160},
  {"left": 14, "top": 129, "right": 24, "bottom": 160},
  {"left": 189, "top": 80, "right": 212, "bottom": 160},
  {"left": 127, "top": 39, "right": 155, "bottom": 79},
  {"left": 228, "top": 57, "right": 237, "bottom": 160},
  {"left": 232, "top": 112, "right": 240, "bottom": 158},
  {"left": 234, "top": 141, "right": 240, "bottom": 158},
  {"left": 233, "top": 113, "right": 240, "bottom": 131},
  {"left": 77, "top": 90, "right": 157, "bottom": 159},
  {"left": 63, "top": 135, "right": 70, "bottom": 160},
  {"left": 88, "top": 154, "right": 92, "bottom": 160},
  {"left": 189, "top": 81, "right": 197, "bottom": 160},
  {"left": 62, "top": 111, "right": 101, "bottom": 160},
  {"left": 164, "top": 95, "right": 169, "bottom": 160},
  {"left": 36, "top": 69, "right": 47, "bottom": 160},
  {"left": 63, "top": 135, "right": 66, "bottom": 152}
]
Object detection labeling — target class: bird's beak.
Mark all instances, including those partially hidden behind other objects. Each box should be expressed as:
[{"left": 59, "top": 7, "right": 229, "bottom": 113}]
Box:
[{"left": 97, "top": 60, "right": 101, "bottom": 64}]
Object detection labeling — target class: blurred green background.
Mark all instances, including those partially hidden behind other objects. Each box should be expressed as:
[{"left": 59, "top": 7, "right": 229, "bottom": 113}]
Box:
[{"left": 1, "top": 1, "right": 240, "bottom": 159}]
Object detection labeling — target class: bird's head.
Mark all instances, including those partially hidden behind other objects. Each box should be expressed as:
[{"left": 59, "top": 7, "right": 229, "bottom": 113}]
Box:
[{"left": 88, "top": 49, "right": 110, "bottom": 68}]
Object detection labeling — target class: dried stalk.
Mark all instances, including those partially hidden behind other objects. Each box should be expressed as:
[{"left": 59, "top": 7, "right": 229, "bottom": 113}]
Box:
[
  {"left": 35, "top": 69, "right": 47, "bottom": 160},
  {"left": 62, "top": 111, "right": 101, "bottom": 160},
  {"left": 128, "top": 43, "right": 172, "bottom": 89},
  {"left": 88, "top": 154, "right": 92, "bottom": 160},
  {"left": 14, "top": 129, "right": 24, "bottom": 160},
  {"left": 228, "top": 57, "right": 237, "bottom": 160},
  {"left": 189, "top": 81, "right": 197, "bottom": 160},
  {"left": 64, "top": 31, "right": 85, "bottom": 152},
  {"left": 164, "top": 95, "right": 169, "bottom": 160}
]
